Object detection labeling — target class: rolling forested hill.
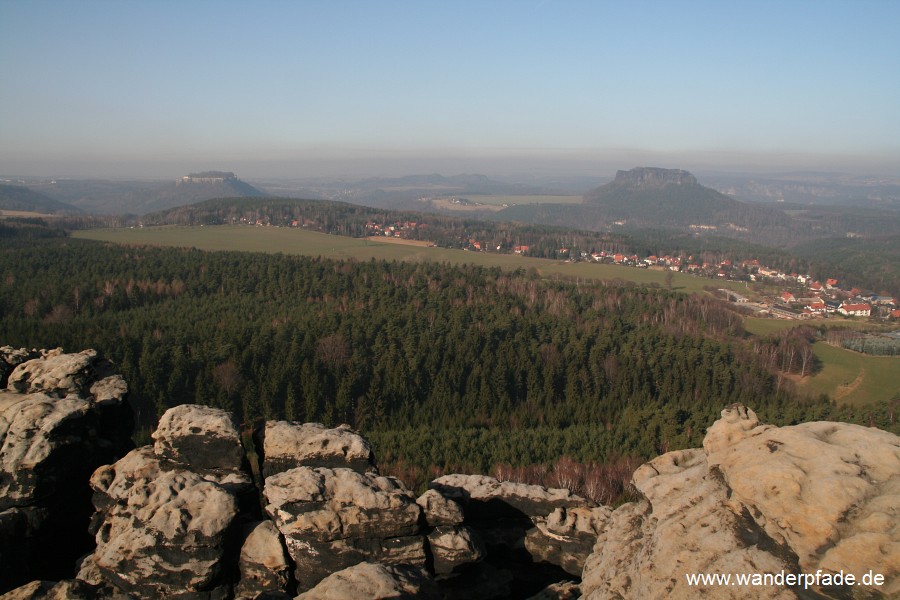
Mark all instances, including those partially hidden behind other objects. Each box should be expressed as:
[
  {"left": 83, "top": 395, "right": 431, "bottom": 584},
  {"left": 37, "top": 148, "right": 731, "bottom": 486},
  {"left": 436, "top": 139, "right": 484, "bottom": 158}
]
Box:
[
  {"left": 0, "top": 183, "right": 82, "bottom": 214},
  {"left": 14, "top": 174, "right": 266, "bottom": 215}
]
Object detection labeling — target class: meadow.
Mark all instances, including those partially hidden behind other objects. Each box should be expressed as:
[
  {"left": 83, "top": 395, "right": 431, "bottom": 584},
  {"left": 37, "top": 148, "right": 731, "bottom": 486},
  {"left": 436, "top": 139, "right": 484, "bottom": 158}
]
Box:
[
  {"left": 73, "top": 225, "right": 742, "bottom": 294},
  {"left": 428, "top": 194, "right": 581, "bottom": 212},
  {"left": 447, "top": 194, "right": 582, "bottom": 206},
  {"left": 797, "top": 343, "right": 900, "bottom": 406},
  {"left": 742, "top": 318, "right": 899, "bottom": 406}
]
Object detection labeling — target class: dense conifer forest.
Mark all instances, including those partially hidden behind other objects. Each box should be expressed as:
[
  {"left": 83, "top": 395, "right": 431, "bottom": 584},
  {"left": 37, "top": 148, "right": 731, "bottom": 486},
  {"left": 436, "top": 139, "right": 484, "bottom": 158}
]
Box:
[{"left": 1, "top": 231, "right": 895, "bottom": 494}]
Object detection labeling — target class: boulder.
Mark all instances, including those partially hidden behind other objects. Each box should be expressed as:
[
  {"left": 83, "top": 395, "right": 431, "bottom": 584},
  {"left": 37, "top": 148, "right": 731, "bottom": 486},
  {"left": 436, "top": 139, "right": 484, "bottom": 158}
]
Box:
[
  {"left": 79, "top": 447, "right": 239, "bottom": 599},
  {"left": 263, "top": 466, "right": 424, "bottom": 591},
  {"left": 427, "top": 525, "right": 485, "bottom": 575},
  {"left": 0, "top": 348, "right": 132, "bottom": 593},
  {"left": 417, "top": 489, "right": 464, "bottom": 527},
  {"left": 6, "top": 348, "right": 124, "bottom": 400},
  {"left": 525, "top": 506, "right": 612, "bottom": 577},
  {"left": 526, "top": 580, "right": 581, "bottom": 600},
  {"left": 152, "top": 404, "right": 251, "bottom": 491},
  {"left": 430, "top": 474, "right": 590, "bottom": 520},
  {"left": 294, "top": 562, "right": 438, "bottom": 600},
  {"left": 0, "top": 579, "right": 134, "bottom": 600},
  {"left": 261, "top": 421, "right": 375, "bottom": 478},
  {"left": 704, "top": 404, "right": 900, "bottom": 584},
  {"left": 581, "top": 404, "right": 900, "bottom": 599},
  {"left": 0, "top": 347, "right": 38, "bottom": 388},
  {"left": 234, "top": 520, "right": 291, "bottom": 600}
]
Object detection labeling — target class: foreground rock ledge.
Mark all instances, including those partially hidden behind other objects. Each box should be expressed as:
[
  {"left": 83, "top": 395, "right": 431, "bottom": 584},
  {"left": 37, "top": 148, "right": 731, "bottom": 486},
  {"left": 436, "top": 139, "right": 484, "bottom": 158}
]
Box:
[
  {"left": 580, "top": 404, "right": 900, "bottom": 599},
  {"left": 1, "top": 344, "right": 898, "bottom": 600}
]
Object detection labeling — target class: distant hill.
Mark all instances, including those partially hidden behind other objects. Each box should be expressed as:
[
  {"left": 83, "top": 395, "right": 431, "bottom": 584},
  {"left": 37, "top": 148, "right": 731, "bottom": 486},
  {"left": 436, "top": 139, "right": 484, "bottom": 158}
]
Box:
[
  {"left": 703, "top": 172, "right": 900, "bottom": 210},
  {"left": 0, "top": 183, "right": 82, "bottom": 215},
  {"left": 24, "top": 174, "right": 267, "bottom": 215},
  {"left": 332, "top": 173, "right": 558, "bottom": 210},
  {"left": 495, "top": 167, "right": 820, "bottom": 246}
]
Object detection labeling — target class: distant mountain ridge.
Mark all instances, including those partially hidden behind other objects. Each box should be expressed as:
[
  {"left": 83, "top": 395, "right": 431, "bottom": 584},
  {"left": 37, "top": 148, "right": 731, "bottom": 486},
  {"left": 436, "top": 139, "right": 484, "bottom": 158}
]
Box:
[
  {"left": 17, "top": 173, "right": 267, "bottom": 215},
  {"left": 0, "top": 183, "right": 82, "bottom": 215}
]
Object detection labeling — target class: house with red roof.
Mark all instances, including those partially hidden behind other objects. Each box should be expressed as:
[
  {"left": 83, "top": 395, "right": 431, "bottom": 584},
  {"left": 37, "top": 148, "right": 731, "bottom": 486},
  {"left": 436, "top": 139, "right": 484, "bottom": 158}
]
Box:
[{"left": 838, "top": 303, "right": 871, "bottom": 317}]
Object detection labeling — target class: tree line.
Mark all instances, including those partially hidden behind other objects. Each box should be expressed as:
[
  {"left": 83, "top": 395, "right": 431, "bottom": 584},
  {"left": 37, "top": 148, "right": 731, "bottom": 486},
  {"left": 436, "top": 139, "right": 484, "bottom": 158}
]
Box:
[{"left": 1, "top": 233, "right": 896, "bottom": 495}]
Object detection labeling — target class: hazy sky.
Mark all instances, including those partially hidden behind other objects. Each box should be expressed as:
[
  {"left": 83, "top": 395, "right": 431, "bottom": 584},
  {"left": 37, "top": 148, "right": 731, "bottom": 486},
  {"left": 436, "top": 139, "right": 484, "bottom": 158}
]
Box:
[{"left": 2, "top": 0, "right": 899, "bottom": 178}]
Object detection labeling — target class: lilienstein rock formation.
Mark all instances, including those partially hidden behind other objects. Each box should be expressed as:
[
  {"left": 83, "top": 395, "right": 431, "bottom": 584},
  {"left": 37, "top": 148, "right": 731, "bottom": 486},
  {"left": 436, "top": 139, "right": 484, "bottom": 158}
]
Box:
[{"left": 0, "top": 347, "right": 897, "bottom": 599}]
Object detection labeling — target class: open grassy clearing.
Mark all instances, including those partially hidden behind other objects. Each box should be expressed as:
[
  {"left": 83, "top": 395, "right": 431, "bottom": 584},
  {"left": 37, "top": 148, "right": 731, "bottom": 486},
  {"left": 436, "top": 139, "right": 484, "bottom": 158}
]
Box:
[
  {"left": 0, "top": 210, "right": 57, "bottom": 218},
  {"left": 743, "top": 316, "right": 897, "bottom": 337},
  {"left": 794, "top": 343, "right": 900, "bottom": 407},
  {"left": 74, "top": 225, "right": 742, "bottom": 294},
  {"left": 444, "top": 194, "right": 583, "bottom": 206}
]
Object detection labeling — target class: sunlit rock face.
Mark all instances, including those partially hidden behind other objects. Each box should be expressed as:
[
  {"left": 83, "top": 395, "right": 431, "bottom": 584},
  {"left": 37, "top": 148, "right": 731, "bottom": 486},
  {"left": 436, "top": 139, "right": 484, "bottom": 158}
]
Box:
[
  {"left": 581, "top": 404, "right": 900, "bottom": 599},
  {"left": 261, "top": 420, "right": 377, "bottom": 478},
  {"left": 78, "top": 403, "right": 251, "bottom": 599},
  {"left": 2, "top": 347, "right": 898, "bottom": 599},
  {"left": 0, "top": 347, "right": 132, "bottom": 593},
  {"left": 263, "top": 465, "right": 425, "bottom": 592}
]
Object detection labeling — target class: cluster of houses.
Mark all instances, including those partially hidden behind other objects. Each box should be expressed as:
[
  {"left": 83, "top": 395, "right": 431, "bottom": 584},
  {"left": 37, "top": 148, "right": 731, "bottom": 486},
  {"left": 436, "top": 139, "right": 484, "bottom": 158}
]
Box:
[
  {"left": 364, "top": 220, "right": 424, "bottom": 237},
  {"left": 772, "top": 287, "right": 898, "bottom": 320},
  {"left": 235, "top": 214, "right": 897, "bottom": 321},
  {"left": 561, "top": 251, "right": 899, "bottom": 321}
]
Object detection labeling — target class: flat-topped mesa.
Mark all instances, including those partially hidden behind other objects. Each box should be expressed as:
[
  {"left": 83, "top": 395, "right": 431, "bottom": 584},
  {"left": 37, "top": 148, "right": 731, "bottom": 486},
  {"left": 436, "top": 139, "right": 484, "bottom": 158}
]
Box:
[{"left": 612, "top": 166, "right": 698, "bottom": 189}]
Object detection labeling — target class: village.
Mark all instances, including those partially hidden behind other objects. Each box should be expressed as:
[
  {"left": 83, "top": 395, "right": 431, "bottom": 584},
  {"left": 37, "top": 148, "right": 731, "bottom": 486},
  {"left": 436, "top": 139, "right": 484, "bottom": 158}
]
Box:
[
  {"left": 247, "top": 216, "right": 899, "bottom": 323},
  {"left": 553, "top": 249, "right": 898, "bottom": 322}
]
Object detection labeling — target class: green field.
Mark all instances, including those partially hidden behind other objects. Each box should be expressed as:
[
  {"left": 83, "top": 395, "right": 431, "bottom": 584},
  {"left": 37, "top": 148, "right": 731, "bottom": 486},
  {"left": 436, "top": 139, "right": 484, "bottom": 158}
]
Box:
[
  {"left": 743, "top": 316, "right": 897, "bottom": 337},
  {"left": 73, "top": 225, "right": 743, "bottom": 294},
  {"left": 797, "top": 343, "right": 900, "bottom": 406},
  {"left": 742, "top": 317, "right": 899, "bottom": 405}
]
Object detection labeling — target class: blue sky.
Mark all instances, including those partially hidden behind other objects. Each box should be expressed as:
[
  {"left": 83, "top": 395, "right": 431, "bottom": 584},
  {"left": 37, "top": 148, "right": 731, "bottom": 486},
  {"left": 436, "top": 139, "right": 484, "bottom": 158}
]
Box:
[{"left": 2, "top": 0, "right": 899, "bottom": 177}]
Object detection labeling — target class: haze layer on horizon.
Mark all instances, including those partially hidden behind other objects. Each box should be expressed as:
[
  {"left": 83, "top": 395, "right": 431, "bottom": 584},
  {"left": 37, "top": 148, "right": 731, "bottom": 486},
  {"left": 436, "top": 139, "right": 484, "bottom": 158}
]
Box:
[{"left": 2, "top": 1, "right": 899, "bottom": 179}]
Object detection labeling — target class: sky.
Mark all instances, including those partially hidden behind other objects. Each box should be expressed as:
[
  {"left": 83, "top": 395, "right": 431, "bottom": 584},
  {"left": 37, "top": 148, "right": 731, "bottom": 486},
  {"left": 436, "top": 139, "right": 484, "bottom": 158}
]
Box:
[{"left": 2, "top": 0, "right": 899, "bottom": 179}]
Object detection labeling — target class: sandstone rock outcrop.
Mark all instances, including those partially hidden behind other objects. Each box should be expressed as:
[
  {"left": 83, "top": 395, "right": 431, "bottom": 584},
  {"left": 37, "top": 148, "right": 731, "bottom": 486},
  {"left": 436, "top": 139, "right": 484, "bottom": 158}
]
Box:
[
  {"left": 294, "top": 561, "right": 438, "bottom": 600},
  {"left": 3, "top": 346, "right": 898, "bottom": 600},
  {"left": 234, "top": 520, "right": 291, "bottom": 600},
  {"left": 417, "top": 489, "right": 465, "bottom": 527},
  {"left": 427, "top": 525, "right": 485, "bottom": 576},
  {"left": 0, "top": 346, "right": 38, "bottom": 388},
  {"left": 0, "top": 348, "right": 132, "bottom": 593},
  {"left": 80, "top": 446, "right": 239, "bottom": 598},
  {"left": 704, "top": 404, "right": 900, "bottom": 584},
  {"left": 153, "top": 403, "right": 252, "bottom": 491},
  {"left": 78, "top": 404, "right": 250, "bottom": 599},
  {"left": 264, "top": 465, "right": 424, "bottom": 591},
  {"left": 261, "top": 420, "right": 376, "bottom": 478},
  {"left": 581, "top": 404, "right": 900, "bottom": 599},
  {"left": 431, "top": 474, "right": 596, "bottom": 579}
]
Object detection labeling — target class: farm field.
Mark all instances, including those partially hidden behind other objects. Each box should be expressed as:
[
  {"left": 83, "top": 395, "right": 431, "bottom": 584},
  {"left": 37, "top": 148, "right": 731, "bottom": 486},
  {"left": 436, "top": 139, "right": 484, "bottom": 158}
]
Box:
[
  {"left": 795, "top": 343, "right": 900, "bottom": 407},
  {"left": 73, "top": 225, "right": 742, "bottom": 294},
  {"left": 448, "top": 194, "right": 582, "bottom": 206},
  {"left": 428, "top": 194, "right": 581, "bottom": 212},
  {"left": 741, "top": 316, "right": 893, "bottom": 337}
]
